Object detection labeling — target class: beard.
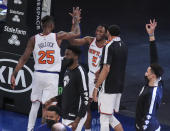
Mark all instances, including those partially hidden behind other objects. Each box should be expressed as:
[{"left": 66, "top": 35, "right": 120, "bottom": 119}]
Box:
[{"left": 62, "top": 57, "right": 74, "bottom": 68}]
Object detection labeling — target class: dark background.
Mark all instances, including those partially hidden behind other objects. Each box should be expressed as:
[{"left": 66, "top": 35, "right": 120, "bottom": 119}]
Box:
[
  {"left": 0, "top": 0, "right": 170, "bottom": 125},
  {"left": 51, "top": 0, "right": 170, "bottom": 125}
]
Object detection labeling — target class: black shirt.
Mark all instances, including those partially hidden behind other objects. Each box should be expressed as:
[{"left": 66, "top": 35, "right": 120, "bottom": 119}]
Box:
[
  {"left": 61, "top": 65, "right": 89, "bottom": 120},
  {"left": 135, "top": 41, "right": 163, "bottom": 131},
  {"left": 100, "top": 37, "right": 128, "bottom": 93}
]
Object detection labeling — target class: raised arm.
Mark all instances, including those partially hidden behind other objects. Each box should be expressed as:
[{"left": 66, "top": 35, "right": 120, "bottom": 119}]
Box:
[
  {"left": 56, "top": 7, "right": 81, "bottom": 46},
  {"left": 146, "top": 19, "right": 158, "bottom": 64},
  {"left": 11, "top": 36, "right": 35, "bottom": 89}
]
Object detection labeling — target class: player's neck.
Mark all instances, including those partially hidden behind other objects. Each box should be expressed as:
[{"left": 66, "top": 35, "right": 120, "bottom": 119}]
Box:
[
  {"left": 42, "top": 29, "right": 51, "bottom": 35},
  {"left": 108, "top": 36, "right": 117, "bottom": 41},
  {"left": 68, "top": 62, "right": 79, "bottom": 70},
  {"left": 148, "top": 79, "right": 158, "bottom": 87},
  {"left": 96, "top": 39, "right": 106, "bottom": 46}
]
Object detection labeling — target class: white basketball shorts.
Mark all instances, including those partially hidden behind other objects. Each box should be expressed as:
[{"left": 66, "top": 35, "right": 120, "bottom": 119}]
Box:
[{"left": 31, "top": 71, "right": 59, "bottom": 104}]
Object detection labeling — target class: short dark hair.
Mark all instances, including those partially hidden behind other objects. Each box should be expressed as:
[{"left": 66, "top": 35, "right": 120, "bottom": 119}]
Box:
[
  {"left": 67, "top": 45, "right": 81, "bottom": 56},
  {"left": 41, "top": 15, "right": 54, "bottom": 28},
  {"left": 108, "top": 25, "right": 120, "bottom": 36},
  {"left": 97, "top": 24, "right": 108, "bottom": 33},
  {"left": 47, "top": 105, "right": 61, "bottom": 116},
  {"left": 150, "top": 63, "right": 164, "bottom": 78}
]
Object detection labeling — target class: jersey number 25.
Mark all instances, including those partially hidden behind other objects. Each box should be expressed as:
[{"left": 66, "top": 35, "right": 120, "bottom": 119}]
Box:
[{"left": 38, "top": 50, "right": 55, "bottom": 64}]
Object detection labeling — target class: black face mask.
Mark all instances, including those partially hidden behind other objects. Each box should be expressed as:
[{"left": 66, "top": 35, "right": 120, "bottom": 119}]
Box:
[
  {"left": 46, "top": 119, "right": 56, "bottom": 128},
  {"left": 62, "top": 57, "right": 74, "bottom": 68},
  {"left": 144, "top": 76, "right": 149, "bottom": 85}
]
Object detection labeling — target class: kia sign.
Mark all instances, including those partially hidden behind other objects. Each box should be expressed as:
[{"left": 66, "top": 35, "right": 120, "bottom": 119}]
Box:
[{"left": 0, "top": 59, "right": 33, "bottom": 93}]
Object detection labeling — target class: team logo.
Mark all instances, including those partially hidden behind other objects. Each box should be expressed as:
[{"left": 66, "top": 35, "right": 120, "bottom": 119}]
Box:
[
  {"left": 0, "top": 59, "right": 33, "bottom": 93},
  {"left": 8, "top": 34, "right": 20, "bottom": 46},
  {"left": 14, "top": 0, "right": 22, "bottom": 5},
  {"left": 64, "top": 75, "right": 70, "bottom": 87},
  {"left": 12, "top": 15, "right": 20, "bottom": 23}
]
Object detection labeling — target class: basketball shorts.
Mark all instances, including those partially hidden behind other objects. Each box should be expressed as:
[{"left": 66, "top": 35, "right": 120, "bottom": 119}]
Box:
[{"left": 30, "top": 71, "right": 59, "bottom": 104}]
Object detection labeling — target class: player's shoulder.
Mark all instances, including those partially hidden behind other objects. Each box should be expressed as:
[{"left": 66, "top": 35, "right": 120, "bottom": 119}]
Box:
[
  {"left": 77, "top": 65, "right": 88, "bottom": 77},
  {"left": 83, "top": 36, "right": 95, "bottom": 44}
]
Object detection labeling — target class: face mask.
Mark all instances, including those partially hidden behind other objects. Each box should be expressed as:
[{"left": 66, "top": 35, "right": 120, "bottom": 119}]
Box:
[
  {"left": 62, "top": 57, "right": 74, "bottom": 68},
  {"left": 46, "top": 119, "right": 56, "bottom": 128},
  {"left": 144, "top": 76, "right": 149, "bottom": 85}
]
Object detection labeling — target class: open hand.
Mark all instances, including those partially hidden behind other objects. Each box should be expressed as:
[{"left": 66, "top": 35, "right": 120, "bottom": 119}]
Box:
[
  {"left": 69, "top": 7, "right": 82, "bottom": 24},
  {"left": 146, "top": 19, "right": 157, "bottom": 35}
]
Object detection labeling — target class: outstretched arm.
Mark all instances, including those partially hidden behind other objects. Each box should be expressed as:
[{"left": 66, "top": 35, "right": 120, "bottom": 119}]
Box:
[
  {"left": 146, "top": 19, "right": 158, "bottom": 64},
  {"left": 11, "top": 36, "right": 35, "bottom": 89},
  {"left": 69, "top": 36, "right": 94, "bottom": 46}
]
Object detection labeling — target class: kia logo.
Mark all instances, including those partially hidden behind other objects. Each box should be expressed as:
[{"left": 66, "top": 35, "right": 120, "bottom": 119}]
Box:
[{"left": 0, "top": 59, "right": 33, "bottom": 93}]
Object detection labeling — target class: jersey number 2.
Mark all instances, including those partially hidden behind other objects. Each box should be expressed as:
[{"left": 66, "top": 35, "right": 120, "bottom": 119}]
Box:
[{"left": 38, "top": 50, "right": 55, "bottom": 64}]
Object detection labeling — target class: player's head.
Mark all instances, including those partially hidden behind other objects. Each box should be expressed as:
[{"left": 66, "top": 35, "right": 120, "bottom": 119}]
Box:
[
  {"left": 52, "top": 123, "right": 67, "bottom": 131},
  {"left": 64, "top": 45, "right": 81, "bottom": 68},
  {"left": 95, "top": 24, "right": 108, "bottom": 41},
  {"left": 145, "top": 63, "right": 164, "bottom": 81},
  {"left": 41, "top": 15, "right": 55, "bottom": 31},
  {"left": 107, "top": 25, "right": 120, "bottom": 37},
  {"left": 46, "top": 105, "right": 61, "bottom": 128}
]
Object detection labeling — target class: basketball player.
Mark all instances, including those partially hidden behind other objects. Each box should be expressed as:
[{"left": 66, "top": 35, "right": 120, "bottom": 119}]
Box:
[
  {"left": 36, "top": 105, "right": 72, "bottom": 131},
  {"left": 69, "top": 25, "right": 108, "bottom": 131},
  {"left": 61, "top": 45, "right": 88, "bottom": 131},
  {"left": 11, "top": 7, "right": 81, "bottom": 131},
  {"left": 135, "top": 20, "right": 164, "bottom": 131},
  {"left": 93, "top": 25, "right": 128, "bottom": 131}
]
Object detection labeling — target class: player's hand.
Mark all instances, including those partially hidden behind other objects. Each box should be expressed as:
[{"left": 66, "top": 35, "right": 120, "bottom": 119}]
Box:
[
  {"left": 69, "top": 7, "right": 82, "bottom": 24},
  {"left": 68, "top": 121, "right": 79, "bottom": 131},
  {"left": 93, "top": 88, "right": 98, "bottom": 102},
  {"left": 145, "top": 19, "right": 157, "bottom": 35},
  {"left": 11, "top": 74, "right": 16, "bottom": 89}
]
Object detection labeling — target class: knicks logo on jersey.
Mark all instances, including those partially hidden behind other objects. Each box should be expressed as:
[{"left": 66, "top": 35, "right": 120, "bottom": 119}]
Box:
[{"left": 89, "top": 49, "right": 101, "bottom": 67}]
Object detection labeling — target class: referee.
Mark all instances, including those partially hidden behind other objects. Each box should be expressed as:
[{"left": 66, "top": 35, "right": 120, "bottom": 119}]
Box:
[
  {"left": 61, "top": 45, "right": 89, "bottom": 131},
  {"left": 135, "top": 20, "right": 164, "bottom": 131},
  {"left": 93, "top": 25, "right": 128, "bottom": 131}
]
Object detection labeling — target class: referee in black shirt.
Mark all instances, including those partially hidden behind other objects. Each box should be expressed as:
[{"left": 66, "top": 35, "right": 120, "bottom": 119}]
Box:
[
  {"left": 135, "top": 20, "right": 164, "bottom": 131},
  {"left": 61, "top": 45, "right": 89, "bottom": 131},
  {"left": 93, "top": 25, "right": 127, "bottom": 131}
]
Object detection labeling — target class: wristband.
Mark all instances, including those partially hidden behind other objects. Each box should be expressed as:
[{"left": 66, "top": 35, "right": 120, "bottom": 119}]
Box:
[
  {"left": 149, "top": 33, "right": 154, "bottom": 37},
  {"left": 94, "top": 87, "right": 98, "bottom": 90}
]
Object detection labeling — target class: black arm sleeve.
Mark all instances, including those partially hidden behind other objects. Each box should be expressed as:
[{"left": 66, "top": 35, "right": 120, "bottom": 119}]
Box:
[
  {"left": 77, "top": 67, "right": 89, "bottom": 118},
  {"left": 103, "top": 44, "right": 114, "bottom": 65},
  {"left": 150, "top": 40, "right": 159, "bottom": 64},
  {"left": 140, "top": 89, "right": 158, "bottom": 130}
]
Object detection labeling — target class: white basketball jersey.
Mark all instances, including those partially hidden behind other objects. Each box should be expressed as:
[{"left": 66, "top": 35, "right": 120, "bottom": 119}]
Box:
[
  {"left": 88, "top": 38, "right": 104, "bottom": 73},
  {"left": 33, "top": 33, "right": 61, "bottom": 72}
]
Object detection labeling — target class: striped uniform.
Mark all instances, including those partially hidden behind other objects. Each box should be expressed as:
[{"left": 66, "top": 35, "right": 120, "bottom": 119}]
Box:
[
  {"left": 135, "top": 40, "right": 163, "bottom": 131},
  {"left": 88, "top": 38, "right": 105, "bottom": 98},
  {"left": 31, "top": 33, "right": 61, "bottom": 104},
  {"left": 98, "top": 37, "right": 128, "bottom": 131},
  {"left": 135, "top": 83, "right": 162, "bottom": 131},
  {"left": 99, "top": 37, "right": 128, "bottom": 114},
  {"left": 62, "top": 65, "right": 89, "bottom": 131}
]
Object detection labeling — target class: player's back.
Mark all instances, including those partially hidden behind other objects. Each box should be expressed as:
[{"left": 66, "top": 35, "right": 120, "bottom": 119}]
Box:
[{"left": 33, "top": 33, "right": 61, "bottom": 72}]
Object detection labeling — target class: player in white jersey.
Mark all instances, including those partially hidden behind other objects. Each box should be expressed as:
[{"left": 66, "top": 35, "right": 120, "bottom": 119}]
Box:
[
  {"left": 69, "top": 25, "right": 108, "bottom": 131},
  {"left": 11, "top": 7, "right": 81, "bottom": 131}
]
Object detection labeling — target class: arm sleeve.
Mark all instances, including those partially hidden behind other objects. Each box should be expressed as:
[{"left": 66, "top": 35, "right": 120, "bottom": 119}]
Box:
[
  {"left": 140, "top": 87, "right": 158, "bottom": 130},
  {"left": 77, "top": 67, "right": 89, "bottom": 118},
  {"left": 150, "top": 40, "right": 159, "bottom": 64},
  {"left": 103, "top": 44, "right": 114, "bottom": 65}
]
